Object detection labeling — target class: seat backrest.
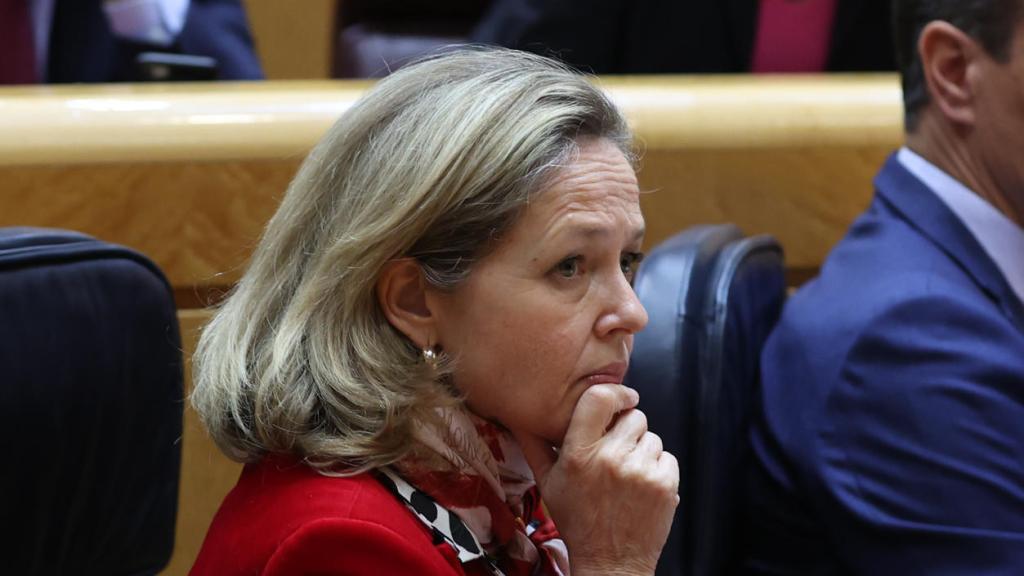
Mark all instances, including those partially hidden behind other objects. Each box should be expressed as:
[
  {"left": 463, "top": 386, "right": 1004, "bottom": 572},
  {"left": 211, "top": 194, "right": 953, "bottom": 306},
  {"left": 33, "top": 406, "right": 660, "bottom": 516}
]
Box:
[
  {"left": 626, "top": 225, "right": 785, "bottom": 576},
  {"left": 626, "top": 224, "right": 742, "bottom": 576},
  {"left": 0, "top": 227, "right": 183, "bottom": 575}
]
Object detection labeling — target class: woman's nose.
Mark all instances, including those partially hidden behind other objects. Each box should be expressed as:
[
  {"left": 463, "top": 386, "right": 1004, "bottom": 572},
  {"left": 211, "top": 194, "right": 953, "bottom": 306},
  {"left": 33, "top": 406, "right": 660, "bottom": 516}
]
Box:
[{"left": 595, "top": 274, "right": 649, "bottom": 337}]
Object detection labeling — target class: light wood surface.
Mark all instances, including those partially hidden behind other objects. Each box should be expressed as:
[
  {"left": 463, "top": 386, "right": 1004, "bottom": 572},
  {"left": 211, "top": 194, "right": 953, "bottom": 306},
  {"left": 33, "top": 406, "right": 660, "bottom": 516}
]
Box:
[
  {"left": 0, "top": 75, "right": 904, "bottom": 292},
  {"left": 241, "top": 0, "right": 339, "bottom": 80},
  {"left": 0, "top": 81, "right": 367, "bottom": 165},
  {"left": 0, "top": 76, "right": 900, "bottom": 165},
  {"left": 2, "top": 159, "right": 289, "bottom": 301}
]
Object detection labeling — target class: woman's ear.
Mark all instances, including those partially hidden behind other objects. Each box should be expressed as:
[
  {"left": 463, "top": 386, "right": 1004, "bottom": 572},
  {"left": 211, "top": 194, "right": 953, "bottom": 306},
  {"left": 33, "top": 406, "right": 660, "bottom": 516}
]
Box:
[
  {"left": 376, "top": 259, "right": 436, "bottom": 350},
  {"left": 918, "top": 20, "right": 981, "bottom": 128}
]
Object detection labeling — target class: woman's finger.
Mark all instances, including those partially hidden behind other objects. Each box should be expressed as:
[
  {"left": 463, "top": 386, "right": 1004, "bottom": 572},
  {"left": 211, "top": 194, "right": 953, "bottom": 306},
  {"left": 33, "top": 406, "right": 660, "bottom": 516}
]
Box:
[
  {"left": 604, "top": 408, "right": 648, "bottom": 448},
  {"left": 657, "top": 450, "right": 681, "bottom": 492},
  {"left": 563, "top": 384, "right": 639, "bottom": 450},
  {"left": 630, "top": 430, "right": 663, "bottom": 460}
]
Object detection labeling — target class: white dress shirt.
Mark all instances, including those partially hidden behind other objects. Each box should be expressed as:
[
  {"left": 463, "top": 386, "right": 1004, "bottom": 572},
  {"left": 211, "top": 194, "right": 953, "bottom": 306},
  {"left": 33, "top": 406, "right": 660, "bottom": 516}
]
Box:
[
  {"left": 103, "top": 0, "right": 190, "bottom": 47},
  {"left": 898, "top": 146, "right": 1024, "bottom": 306},
  {"left": 29, "top": 0, "right": 55, "bottom": 80},
  {"left": 29, "top": 0, "right": 191, "bottom": 81}
]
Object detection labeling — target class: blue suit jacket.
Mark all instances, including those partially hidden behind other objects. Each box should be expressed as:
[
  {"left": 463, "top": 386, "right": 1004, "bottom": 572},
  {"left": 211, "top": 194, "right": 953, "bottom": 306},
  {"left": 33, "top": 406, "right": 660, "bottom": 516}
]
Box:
[
  {"left": 743, "top": 154, "right": 1024, "bottom": 575},
  {"left": 47, "top": 0, "right": 263, "bottom": 82}
]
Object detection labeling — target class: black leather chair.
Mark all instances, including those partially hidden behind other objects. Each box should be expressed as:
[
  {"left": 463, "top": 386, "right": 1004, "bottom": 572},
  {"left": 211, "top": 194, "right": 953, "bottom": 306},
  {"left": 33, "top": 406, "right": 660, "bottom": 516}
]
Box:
[
  {"left": 626, "top": 224, "right": 786, "bottom": 576},
  {"left": 0, "top": 228, "right": 183, "bottom": 575}
]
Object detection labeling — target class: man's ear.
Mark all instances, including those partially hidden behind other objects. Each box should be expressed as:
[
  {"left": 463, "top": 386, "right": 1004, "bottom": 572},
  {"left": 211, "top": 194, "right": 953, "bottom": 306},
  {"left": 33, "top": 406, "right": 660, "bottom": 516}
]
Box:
[
  {"left": 376, "top": 258, "right": 436, "bottom": 350},
  {"left": 919, "top": 21, "right": 982, "bottom": 127}
]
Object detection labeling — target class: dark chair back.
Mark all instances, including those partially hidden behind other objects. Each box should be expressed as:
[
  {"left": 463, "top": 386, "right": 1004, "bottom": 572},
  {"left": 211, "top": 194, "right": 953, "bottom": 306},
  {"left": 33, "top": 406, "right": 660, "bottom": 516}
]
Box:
[
  {"left": 626, "top": 224, "right": 786, "bottom": 576},
  {"left": 0, "top": 228, "right": 183, "bottom": 575}
]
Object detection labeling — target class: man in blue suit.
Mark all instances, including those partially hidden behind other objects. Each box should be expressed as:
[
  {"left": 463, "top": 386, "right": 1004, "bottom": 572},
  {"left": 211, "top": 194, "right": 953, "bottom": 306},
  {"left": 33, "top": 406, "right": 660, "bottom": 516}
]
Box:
[
  {"left": 744, "top": 1, "right": 1024, "bottom": 573},
  {"left": 46, "top": 0, "right": 263, "bottom": 82}
]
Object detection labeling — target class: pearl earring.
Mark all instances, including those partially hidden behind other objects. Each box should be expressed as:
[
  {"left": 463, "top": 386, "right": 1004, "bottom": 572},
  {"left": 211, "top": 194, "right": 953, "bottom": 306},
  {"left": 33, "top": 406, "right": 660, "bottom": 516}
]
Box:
[{"left": 422, "top": 347, "right": 440, "bottom": 370}]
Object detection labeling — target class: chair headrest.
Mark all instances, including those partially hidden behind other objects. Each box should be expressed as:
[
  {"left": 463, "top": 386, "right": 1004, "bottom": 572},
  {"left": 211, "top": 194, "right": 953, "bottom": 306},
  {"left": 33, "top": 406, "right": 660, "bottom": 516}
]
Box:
[
  {"left": 626, "top": 224, "right": 786, "bottom": 576},
  {"left": 0, "top": 226, "right": 183, "bottom": 574}
]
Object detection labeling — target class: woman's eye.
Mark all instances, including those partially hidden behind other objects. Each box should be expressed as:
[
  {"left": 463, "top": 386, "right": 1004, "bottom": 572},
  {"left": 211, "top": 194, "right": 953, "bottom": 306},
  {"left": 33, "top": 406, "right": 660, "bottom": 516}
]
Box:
[
  {"left": 554, "top": 256, "right": 581, "bottom": 278},
  {"left": 621, "top": 252, "right": 645, "bottom": 280}
]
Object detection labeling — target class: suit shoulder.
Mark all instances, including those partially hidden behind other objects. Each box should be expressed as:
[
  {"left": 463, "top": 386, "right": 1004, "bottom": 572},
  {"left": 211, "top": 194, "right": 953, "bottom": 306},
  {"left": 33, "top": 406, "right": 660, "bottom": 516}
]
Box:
[
  {"left": 770, "top": 268, "right": 1007, "bottom": 379},
  {"left": 773, "top": 204, "right": 989, "bottom": 360},
  {"left": 762, "top": 201, "right": 1014, "bottom": 410}
]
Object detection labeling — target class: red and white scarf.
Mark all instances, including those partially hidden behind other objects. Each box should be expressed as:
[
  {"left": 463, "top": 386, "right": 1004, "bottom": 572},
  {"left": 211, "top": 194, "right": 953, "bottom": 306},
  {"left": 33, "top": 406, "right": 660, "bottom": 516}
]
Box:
[{"left": 392, "top": 407, "right": 570, "bottom": 575}]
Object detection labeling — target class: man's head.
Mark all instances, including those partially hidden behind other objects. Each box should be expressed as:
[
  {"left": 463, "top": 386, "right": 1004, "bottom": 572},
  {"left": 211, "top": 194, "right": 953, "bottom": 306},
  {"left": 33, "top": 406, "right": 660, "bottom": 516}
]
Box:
[
  {"left": 893, "top": 0, "right": 1024, "bottom": 224},
  {"left": 894, "top": 0, "right": 1022, "bottom": 131}
]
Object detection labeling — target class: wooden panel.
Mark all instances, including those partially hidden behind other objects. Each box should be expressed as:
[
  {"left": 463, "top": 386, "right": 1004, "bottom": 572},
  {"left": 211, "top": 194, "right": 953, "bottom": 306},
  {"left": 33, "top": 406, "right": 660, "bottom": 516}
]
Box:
[
  {"left": 608, "top": 74, "right": 902, "bottom": 150},
  {"left": 0, "top": 82, "right": 369, "bottom": 165},
  {"left": 0, "top": 148, "right": 892, "bottom": 292},
  {"left": 1, "top": 160, "right": 291, "bottom": 290},
  {"left": 636, "top": 146, "right": 890, "bottom": 269},
  {"left": 241, "top": 0, "right": 339, "bottom": 80},
  {"left": 0, "top": 76, "right": 905, "bottom": 294},
  {"left": 0, "top": 76, "right": 899, "bottom": 166},
  {"left": 161, "top": 309, "right": 241, "bottom": 576}
]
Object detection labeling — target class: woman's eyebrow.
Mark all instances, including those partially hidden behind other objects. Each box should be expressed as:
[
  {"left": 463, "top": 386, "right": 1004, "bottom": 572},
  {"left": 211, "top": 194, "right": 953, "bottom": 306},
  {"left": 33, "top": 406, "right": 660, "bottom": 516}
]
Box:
[{"left": 558, "top": 224, "right": 646, "bottom": 242}]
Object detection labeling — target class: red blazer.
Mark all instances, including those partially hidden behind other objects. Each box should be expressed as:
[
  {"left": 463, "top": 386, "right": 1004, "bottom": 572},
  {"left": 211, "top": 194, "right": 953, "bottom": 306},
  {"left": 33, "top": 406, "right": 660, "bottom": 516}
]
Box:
[{"left": 190, "top": 456, "right": 466, "bottom": 575}]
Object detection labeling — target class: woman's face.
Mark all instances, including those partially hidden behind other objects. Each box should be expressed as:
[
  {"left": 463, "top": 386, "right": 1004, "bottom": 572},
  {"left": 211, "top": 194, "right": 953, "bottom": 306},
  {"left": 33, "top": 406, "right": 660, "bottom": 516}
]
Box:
[{"left": 429, "top": 138, "right": 648, "bottom": 446}]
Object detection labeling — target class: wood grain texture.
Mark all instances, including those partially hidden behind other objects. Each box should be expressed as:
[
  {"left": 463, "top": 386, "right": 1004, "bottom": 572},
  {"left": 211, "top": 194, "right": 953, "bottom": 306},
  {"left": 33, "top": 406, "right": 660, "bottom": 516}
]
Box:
[
  {"left": 0, "top": 146, "right": 892, "bottom": 290},
  {"left": 0, "top": 82, "right": 368, "bottom": 166},
  {"left": 1, "top": 160, "right": 291, "bottom": 288},
  {"left": 636, "top": 146, "right": 891, "bottom": 269},
  {"left": 0, "top": 75, "right": 905, "bottom": 291},
  {"left": 0, "top": 76, "right": 898, "bottom": 166},
  {"left": 161, "top": 309, "right": 241, "bottom": 576},
  {"left": 241, "top": 0, "right": 339, "bottom": 80}
]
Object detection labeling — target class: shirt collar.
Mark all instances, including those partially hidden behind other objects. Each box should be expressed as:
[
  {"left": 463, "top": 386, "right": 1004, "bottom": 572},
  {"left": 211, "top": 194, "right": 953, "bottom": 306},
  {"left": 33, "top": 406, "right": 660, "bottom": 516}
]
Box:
[{"left": 897, "top": 146, "right": 1024, "bottom": 306}]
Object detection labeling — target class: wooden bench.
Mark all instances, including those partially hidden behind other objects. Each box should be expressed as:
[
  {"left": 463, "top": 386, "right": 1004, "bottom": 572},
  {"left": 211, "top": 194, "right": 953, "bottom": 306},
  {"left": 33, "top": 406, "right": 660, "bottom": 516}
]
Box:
[{"left": 0, "top": 75, "right": 904, "bottom": 574}]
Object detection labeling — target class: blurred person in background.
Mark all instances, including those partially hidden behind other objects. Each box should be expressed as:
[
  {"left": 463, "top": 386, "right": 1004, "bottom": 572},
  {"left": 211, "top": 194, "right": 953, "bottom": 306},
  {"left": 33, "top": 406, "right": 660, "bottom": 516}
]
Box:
[
  {"left": 0, "top": 0, "right": 261, "bottom": 84},
  {"left": 470, "top": 0, "right": 894, "bottom": 74},
  {"left": 744, "top": 0, "right": 1024, "bottom": 573},
  {"left": 189, "top": 48, "right": 679, "bottom": 575}
]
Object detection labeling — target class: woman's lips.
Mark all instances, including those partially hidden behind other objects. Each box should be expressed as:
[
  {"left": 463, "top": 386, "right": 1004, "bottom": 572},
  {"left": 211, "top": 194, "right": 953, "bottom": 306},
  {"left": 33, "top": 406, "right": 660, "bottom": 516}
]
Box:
[{"left": 579, "top": 362, "right": 628, "bottom": 385}]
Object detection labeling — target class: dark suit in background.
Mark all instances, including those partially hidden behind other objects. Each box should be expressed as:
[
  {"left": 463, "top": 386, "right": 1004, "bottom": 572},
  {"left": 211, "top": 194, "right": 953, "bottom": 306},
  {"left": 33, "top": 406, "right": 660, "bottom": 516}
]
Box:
[
  {"left": 743, "top": 154, "right": 1024, "bottom": 574},
  {"left": 470, "top": 0, "right": 894, "bottom": 74},
  {"left": 48, "top": 0, "right": 263, "bottom": 82}
]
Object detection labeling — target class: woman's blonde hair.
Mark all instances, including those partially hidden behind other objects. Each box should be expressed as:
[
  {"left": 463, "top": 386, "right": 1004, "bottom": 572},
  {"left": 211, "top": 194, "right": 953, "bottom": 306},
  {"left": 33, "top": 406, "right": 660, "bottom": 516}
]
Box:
[{"left": 192, "top": 47, "right": 633, "bottom": 473}]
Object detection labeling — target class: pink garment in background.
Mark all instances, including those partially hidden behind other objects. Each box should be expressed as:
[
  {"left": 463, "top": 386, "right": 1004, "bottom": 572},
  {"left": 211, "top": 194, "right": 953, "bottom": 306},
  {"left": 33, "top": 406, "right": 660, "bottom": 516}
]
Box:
[
  {"left": 751, "top": 0, "right": 838, "bottom": 73},
  {"left": 0, "top": 0, "right": 37, "bottom": 84}
]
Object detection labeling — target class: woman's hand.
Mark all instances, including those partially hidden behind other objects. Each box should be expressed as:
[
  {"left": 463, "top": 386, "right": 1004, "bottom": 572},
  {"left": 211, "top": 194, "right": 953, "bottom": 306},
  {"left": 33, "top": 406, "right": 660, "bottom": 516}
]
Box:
[{"left": 515, "top": 384, "right": 680, "bottom": 576}]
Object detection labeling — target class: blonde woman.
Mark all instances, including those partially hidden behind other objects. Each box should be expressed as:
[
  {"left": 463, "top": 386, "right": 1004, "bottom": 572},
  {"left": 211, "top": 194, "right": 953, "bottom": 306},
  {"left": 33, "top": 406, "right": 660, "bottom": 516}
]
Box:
[{"left": 190, "top": 48, "right": 679, "bottom": 576}]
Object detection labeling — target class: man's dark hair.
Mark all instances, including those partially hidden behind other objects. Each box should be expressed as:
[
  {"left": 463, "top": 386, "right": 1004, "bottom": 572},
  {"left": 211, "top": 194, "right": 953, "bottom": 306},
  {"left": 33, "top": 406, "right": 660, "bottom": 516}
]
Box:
[{"left": 893, "top": 0, "right": 1021, "bottom": 131}]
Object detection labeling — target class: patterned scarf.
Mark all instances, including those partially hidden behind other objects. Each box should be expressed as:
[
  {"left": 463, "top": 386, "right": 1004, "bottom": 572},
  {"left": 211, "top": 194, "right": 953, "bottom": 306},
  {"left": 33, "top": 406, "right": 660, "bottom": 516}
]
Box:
[{"left": 392, "top": 406, "right": 570, "bottom": 575}]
